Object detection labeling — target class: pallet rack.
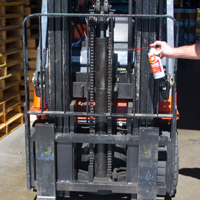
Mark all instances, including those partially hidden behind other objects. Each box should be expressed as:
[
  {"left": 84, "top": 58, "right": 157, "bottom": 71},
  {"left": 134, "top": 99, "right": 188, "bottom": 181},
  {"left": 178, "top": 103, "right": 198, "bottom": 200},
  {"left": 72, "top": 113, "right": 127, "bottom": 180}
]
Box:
[
  {"left": 20, "top": 0, "right": 41, "bottom": 110},
  {"left": 0, "top": 1, "right": 24, "bottom": 138}
]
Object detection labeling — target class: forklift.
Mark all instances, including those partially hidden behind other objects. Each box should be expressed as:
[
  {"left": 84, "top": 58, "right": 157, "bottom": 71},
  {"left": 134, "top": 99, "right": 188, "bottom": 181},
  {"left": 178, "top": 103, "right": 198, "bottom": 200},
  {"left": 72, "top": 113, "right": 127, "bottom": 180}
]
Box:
[{"left": 23, "top": 0, "right": 179, "bottom": 199}]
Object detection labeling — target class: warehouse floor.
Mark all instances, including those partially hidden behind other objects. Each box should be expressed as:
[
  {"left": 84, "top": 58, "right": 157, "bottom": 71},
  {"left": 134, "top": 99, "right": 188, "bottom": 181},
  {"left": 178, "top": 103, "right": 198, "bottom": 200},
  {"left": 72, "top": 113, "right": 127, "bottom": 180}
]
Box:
[
  {"left": 0, "top": 126, "right": 200, "bottom": 200},
  {"left": 0, "top": 125, "right": 199, "bottom": 200},
  {"left": 0, "top": 59, "right": 200, "bottom": 200}
]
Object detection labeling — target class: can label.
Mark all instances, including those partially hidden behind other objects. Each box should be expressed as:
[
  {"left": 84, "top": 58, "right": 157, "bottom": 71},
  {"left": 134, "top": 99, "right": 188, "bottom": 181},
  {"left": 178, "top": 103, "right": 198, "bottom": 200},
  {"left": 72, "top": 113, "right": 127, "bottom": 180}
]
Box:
[
  {"left": 148, "top": 52, "right": 165, "bottom": 79},
  {"left": 149, "top": 55, "right": 162, "bottom": 73}
]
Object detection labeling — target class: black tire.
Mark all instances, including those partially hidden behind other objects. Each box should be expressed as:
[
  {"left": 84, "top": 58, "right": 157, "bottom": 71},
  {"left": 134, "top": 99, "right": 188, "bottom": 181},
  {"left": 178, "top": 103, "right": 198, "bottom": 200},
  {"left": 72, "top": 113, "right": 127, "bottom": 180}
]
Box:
[
  {"left": 158, "top": 131, "right": 179, "bottom": 198},
  {"left": 172, "top": 131, "right": 179, "bottom": 196},
  {"left": 165, "top": 195, "right": 172, "bottom": 200},
  {"left": 157, "top": 131, "right": 169, "bottom": 185}
]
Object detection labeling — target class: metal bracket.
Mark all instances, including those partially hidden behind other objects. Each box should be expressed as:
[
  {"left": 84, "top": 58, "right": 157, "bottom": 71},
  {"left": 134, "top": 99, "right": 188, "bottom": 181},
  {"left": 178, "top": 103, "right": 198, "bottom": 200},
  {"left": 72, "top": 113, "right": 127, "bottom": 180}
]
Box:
[
  {"left": 137, "top": 127, "right": 159, "bottom": 200},
  {"left": 35, "top": 123, "right": 56, "bottom": 200}
]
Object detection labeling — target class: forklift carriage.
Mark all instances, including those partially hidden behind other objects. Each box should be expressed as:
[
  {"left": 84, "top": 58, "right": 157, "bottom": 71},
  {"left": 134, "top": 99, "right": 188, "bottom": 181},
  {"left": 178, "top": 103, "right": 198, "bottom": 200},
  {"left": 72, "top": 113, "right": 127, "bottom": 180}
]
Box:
[{"left": 23, "top": 1, "right": 179, "bottom": 200}]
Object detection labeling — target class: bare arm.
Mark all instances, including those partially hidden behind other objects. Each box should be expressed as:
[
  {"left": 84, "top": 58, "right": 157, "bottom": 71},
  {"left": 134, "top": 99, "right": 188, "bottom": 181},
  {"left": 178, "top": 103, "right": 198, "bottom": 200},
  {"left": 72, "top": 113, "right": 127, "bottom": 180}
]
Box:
[{"left": 150, "top": 41, "right": 200, "bottom": 60}]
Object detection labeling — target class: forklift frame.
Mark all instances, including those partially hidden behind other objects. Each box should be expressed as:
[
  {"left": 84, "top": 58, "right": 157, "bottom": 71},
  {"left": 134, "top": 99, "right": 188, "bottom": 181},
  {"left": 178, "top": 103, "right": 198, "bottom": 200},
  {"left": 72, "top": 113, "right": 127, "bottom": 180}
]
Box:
[{"left": 23, "top": 11, "right": 179, "bottom": 200}]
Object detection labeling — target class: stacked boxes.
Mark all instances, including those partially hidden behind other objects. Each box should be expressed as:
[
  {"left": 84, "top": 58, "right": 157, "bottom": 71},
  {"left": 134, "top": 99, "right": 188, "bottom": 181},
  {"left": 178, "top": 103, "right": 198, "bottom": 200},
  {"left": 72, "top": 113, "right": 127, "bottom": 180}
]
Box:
[{"left": 0, "top": 1, "right": 24, "bottom": 138}]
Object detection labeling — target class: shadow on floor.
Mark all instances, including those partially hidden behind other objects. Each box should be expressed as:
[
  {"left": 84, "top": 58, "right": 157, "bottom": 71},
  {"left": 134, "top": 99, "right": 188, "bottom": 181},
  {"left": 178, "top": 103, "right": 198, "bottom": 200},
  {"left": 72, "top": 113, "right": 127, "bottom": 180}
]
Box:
[
  {"left": 179, "top": 168, "right": 200, "bottom": 180},
  {"left": 35, "top": 193, "right": 132, "bottom": 200},
  {"left": 177, "top": 59, "right": 200, "bottom": 130}
]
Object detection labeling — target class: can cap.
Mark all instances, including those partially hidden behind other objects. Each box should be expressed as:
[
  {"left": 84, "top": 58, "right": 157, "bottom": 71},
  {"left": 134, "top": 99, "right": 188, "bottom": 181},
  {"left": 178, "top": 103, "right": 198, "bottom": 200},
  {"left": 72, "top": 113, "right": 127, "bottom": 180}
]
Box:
[{"left": 149, "top": 47, "right": 158, "bottom": 55}]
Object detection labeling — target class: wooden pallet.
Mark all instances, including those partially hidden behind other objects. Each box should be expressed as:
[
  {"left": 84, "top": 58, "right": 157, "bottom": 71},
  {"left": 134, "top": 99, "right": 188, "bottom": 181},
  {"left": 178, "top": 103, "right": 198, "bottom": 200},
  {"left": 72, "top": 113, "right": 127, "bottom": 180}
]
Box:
[
  {"left": 0, "top": 84, "right": 23, "bottom": 139},
  {"left": 0, "top": 79, "right": 21, "bottom": 91},
  {"left": 0, "top": 2, "right": 24, "bottom": 40},
  {"left": 24, "top": 0, "right": 41, "bottom": 37},
  {"left": 24, "top": 0, "right": 31, "bottom": 6},
  {"left": 0, "top": 66, "right": 20, "bottom": 78},
  {"left": 3, "top": 0, "right": 30, "bottom": 5},
  {"left": 0, "top": 36, "right": 22, "bottom": 44},
  {"left": 0, "top": 55, "right": 23, "bottom": 67},
  {"left": 25, "top": 36, "right": 38, "bottom": 72},
  {"left": 26, "top": 25, "right": 39, "bottom": 38},
  {"left": 0, "top": 112, "right": 23, "bottom": 139},
  {"left": 0, "top": 104, "right": 21, "bottom": 125},
  {"left": 27, "top": 36, "right": 38, "bottom": 48},
  {"left": 24, "top": 0, "right": 41, "bottom": 15},
  {"left": 0, "top": 0, "right": 25, "bottom": 117},
  {"left": 0, "top": 72, "right": 21, "bottom": 90},
  {"left": 20, "top": 89, "right": 34, "bottom": 101},
  {"left": 0, "top": 0, "right": 40, "bottom": 115},
  {"left": 0, "top": 62, "right": 23, "bottom": 77},
  {"left": 0, "top": 15, "right": 24, "bottom": 23},
  {"left": 1, "top": 47, "right": 22, "bottom": 56},
  {"left": 28, "top": 48, "right": 37, "bottom": 59},
  {"left": 0, "top": 25, "right": 23, "bottom": 40},
  {"left": 0, "top": 92, "right": 21, "bottom": 113},
  {"left": 20, "top": 80, "right": 34, "bottom": 91},
  {"left": 0, "top": 2, "right": 24, "bottom": 16},
  {"left": 0, "top": 62, "right": 23, "bottom": 79},
  {"left": 0, "top": 50, "right": 23, "bottom": 69},
  {"left": 20, "top": 82, "right": 34, "bottom": 101},
  {"left": 21, "top": 99, "right": 33, "bottom": 108},
  {"left": 0, "top": 81, "right": 20, "bottom": 102},
  {"left": 0, "top": 24, "right": 23, "bottom": 42},
  {"left": 21, "top": 70, "right": 35, "bottom": 82},
  {"left": 0, "top": 39, "right": 22, "bottom": 54},
  {"left": 28, "top": 59, "right": 36, "bottom": 70}
]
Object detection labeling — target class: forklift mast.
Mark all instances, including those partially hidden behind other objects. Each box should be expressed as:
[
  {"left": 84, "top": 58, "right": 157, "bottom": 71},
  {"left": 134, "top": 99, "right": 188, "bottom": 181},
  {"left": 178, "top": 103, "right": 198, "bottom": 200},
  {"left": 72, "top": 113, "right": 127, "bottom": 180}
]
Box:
[{"left": 23, "top": 0, "right": 179, "bottom": 200}]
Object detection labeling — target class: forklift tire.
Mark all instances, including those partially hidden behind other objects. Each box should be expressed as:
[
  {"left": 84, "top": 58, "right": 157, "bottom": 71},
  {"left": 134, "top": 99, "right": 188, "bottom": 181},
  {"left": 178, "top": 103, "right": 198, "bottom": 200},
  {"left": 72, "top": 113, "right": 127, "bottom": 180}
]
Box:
[
  {"left": 158, "top": 131, "right": 178, "bottom": 198},
  {"left": 165, "top": 195, "right": 172, "bottom": 200},
  {"left": 172, "top": 131, "right": 179, "bottom": 196}
]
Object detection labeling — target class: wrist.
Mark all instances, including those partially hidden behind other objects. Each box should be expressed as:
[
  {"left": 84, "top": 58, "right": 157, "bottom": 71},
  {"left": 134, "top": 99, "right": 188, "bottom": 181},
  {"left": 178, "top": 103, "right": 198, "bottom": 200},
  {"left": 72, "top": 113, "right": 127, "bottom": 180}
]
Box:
[{"left": 173, "top": 47, "right": 184, "bottom": 58}]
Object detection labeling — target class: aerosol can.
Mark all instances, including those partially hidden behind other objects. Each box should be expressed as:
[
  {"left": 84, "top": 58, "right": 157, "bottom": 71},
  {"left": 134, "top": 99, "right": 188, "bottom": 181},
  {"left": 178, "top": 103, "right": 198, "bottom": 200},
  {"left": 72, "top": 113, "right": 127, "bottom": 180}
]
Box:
[{"left": 148, "top": 47, "right": 165, "bottom": 79}]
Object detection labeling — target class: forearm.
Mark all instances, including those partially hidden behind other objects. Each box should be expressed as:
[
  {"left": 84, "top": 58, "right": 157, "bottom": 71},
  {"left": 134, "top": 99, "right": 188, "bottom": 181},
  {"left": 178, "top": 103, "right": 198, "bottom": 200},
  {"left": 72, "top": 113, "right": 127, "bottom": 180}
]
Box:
[
  {"left": 172, "top": 43, "right": 200, "bottom": 59},
  {"left": 150, "top": 41, "right": 200, "bottom": 60}
]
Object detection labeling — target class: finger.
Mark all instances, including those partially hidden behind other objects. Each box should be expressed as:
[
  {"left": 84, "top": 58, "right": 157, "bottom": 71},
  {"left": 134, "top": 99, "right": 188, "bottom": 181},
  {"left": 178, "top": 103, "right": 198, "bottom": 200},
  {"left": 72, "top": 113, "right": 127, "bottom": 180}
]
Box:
[
  {"left": 150, "top": 41, "right": 164, "bottom": 47},
  {"left": 150, "top": 42, "right": 157, "bottom": 47},
  {"left": 154, "top": 49, "right": 162, "bottom": 55},
  {"left": 150, "top": 41, "right": 159, "bottom": 47}
]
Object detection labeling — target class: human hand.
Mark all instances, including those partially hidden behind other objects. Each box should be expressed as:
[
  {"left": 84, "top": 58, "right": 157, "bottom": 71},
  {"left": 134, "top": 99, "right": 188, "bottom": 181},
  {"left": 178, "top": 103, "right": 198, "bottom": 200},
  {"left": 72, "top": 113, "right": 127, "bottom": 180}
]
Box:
[{"left": 150, "top": 41, "right": 176, "bottom": 59}]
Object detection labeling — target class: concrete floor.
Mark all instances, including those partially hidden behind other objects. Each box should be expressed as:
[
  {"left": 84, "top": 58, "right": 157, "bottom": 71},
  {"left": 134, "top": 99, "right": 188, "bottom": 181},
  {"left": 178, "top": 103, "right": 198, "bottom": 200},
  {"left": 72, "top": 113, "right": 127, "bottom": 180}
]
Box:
[
  {"left": 0, "top": 125, "right": 35, "bottom": 200},
  {"left": 0, "top": 59, "right": 200, "bottom": 200},
  {"left": 0, "top": 125, "right": 199, "bottom": 200}
]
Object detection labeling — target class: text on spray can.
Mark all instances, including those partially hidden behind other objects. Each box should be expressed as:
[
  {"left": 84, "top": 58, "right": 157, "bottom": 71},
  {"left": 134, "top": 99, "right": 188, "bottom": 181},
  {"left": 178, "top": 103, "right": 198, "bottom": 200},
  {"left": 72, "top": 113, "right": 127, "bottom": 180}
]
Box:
[{"left": 148, "top": 48, "right": 165, "bottom": 79}]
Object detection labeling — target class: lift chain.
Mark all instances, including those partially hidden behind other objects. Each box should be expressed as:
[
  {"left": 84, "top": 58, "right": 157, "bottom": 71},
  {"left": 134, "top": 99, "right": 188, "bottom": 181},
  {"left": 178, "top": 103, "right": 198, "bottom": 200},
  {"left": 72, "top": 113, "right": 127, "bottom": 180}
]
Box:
[
  {"left": 89, "top": 24, "right": 95, "bottom": 134},
  {"left": 88, "top": 22, "right": 95, "bottom": 181},
  {"left": 107, "top": 17, "right": 114, "bottom": 179}
]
